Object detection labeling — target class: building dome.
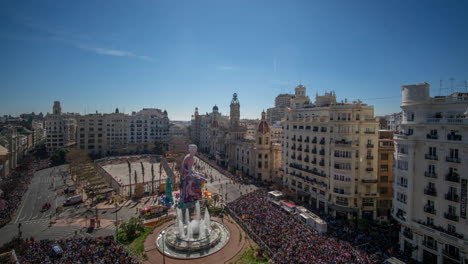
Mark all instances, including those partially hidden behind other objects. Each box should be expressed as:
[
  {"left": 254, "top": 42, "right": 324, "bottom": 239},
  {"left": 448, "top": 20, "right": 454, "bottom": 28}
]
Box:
[
  {"left": 213, "top": 105, "right": 219, "bottom": 112},
  {"left": 257, "top": 111, "right": 270, "bottom": 134}
]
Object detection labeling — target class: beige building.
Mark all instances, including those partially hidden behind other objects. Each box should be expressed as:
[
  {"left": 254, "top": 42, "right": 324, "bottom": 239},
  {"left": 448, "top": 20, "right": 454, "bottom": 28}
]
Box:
[
  {"left": 392, "top": 82, "right": 468, "bottom": 264},
  {"left": 76, "top": 108, "right": 170, "bottom": 157},
  {"left": 45, "top": 101, "right": 77, "bottom": 153},
  {"left": 283, "top": 84, "right": 380, "bottom": 220},
  {"left": 377, "top": 130, "right": 394, "bottom": 221}
]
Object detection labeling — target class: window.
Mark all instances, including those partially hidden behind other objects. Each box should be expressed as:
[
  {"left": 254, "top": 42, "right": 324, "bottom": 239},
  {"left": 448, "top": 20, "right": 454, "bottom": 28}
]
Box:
[
  {"left": 258, "top": 162, "right": 262, "bottom": 169},
  {"left": 381, "top": 153, "right": 389, "bottom": 160},
  {"left": 264, "top": 154, "right": 268, "bottom": 159},
  {"left": 380, "top": 176, "right": 388, "bottom": 182},
  {"left": 449, "top": 148, "right": 459, "bottom": 159},
  {"left": 428, "top": 164, "right": 435, "bottom": 173},
  {"left": 380, "top": 165, "right": 389, "bottom": 172},
  {"left": 265, "top": 137, "right": 269, "bottom": 145},
  {"left": 258, "top": 154, "right": 262, "bottom": 159},
  {"left": 429, "top": 147, "right": 437, "bottom": 156},
  {"left": 427, "top": 217, "right": 434, "bottom": 226},
  {"left": 258, "top": 137, "right": 262, "bottom": 144},
  {"left": 448, "top": 224, "right": 456, "bottom": 233},
  {"left": 380, "top": 187, "right": 388, "bottom": 194}
]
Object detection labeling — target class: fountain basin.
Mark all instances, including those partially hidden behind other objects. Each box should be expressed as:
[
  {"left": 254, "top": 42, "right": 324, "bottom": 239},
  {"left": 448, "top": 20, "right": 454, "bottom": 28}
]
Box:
[{"left": 156, "top": 220, "right": 230, "bottom": 259}]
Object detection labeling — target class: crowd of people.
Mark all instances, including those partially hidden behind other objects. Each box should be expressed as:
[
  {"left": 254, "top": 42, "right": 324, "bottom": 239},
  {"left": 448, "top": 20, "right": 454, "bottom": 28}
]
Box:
[
  {"left": 19, "top": 236, "right": 138, "bottom": 264},
  {"left": 227, "top": 189, "right": 377, "bottom": 264},
  {"left": 0, "top": 158, "right": 49, "bottom": 228}
]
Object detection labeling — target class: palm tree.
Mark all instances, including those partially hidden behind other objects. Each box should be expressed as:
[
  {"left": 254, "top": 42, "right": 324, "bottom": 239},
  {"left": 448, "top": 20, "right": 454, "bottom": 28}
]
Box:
[
  {"left": 134, "top": 170, "right": 138, "bottom": 195},
  {"left": 140, "top": 161, "right": 145, "bottom": 195},
  {"left": 151, "top": 163, "right": 155, "bottom": 195},
  {"left": 127, "top": 160, "right": 132, "bottom": 198}
]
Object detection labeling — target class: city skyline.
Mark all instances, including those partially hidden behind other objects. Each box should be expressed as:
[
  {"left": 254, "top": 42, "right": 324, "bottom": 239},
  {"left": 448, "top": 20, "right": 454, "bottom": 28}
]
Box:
[{"left": 1, "top": 0, "right": 468, "bottom": 120}]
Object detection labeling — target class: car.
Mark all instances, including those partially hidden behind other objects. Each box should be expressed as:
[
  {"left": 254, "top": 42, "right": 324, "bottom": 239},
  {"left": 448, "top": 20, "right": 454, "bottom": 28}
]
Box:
[
  {"left": 64, "top": 186, "right": 76, "bottom": 195},
  {"left": 63, "top": 195, "right": 83, "bottom": 206}
]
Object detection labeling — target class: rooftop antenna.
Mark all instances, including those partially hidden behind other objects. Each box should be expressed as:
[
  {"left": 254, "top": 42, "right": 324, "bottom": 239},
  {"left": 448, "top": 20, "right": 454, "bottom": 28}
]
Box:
[
  {"left": 450, "top": 77, "right": 455, "bottom": 94},
  {"left": 439, "top": 79, "right": 443, "bottom": 96},
  {"left": 464, "top": 80, "right": 468, "bottom": 92}
]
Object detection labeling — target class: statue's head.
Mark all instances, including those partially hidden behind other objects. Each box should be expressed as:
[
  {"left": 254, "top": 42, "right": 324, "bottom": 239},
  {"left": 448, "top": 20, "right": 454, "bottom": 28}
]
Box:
[{"left": 188, "top": 144, "right": 198, "bottom": 155}]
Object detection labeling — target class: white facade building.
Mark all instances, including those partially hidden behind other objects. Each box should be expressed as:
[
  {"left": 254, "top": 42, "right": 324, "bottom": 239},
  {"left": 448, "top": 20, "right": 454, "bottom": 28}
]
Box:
[
  {"left": 45, "top": 101, "right": 77, "bottom": 153},
  {"left": 392, "top": 82, "right": 468, "bottom": 264}
]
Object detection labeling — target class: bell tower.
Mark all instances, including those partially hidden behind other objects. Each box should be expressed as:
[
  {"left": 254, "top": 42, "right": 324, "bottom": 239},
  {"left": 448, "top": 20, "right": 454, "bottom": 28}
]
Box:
[{"left": 230, "top": 93, "right": 240, "bottom": 128}]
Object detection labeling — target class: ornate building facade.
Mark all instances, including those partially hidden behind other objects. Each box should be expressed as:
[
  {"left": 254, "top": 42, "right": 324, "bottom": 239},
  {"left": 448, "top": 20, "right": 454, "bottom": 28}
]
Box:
[{"left": 190, "top": 93, "right": 282, "bottom": 183}]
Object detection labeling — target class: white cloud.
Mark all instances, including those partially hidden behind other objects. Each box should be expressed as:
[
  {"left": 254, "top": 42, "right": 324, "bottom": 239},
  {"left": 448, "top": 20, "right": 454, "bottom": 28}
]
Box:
[{"left": 78, "top": 45, "right": 153, "bottom": 61}]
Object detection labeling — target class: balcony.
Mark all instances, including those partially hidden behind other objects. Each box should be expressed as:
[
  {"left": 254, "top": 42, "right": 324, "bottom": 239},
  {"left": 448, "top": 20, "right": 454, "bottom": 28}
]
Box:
[
  {"left": 320, "top": 128, "right": 327, "bottom": 133},
  {"left": 291, "top": 145, "right": 296, "bottom": 150},
  {"left": 366, "top": 155, "right": 374, "bottom": 160},
  {"left": 319, "top": 138, "right": 325, "bottom": 145},
  {"left": 311, "top": 159, "right": 317, "bottom": 164},
  {"left": 422, "top": 240, "right": 437, "bottom": 251},
  {"left": 366, "top": 143, "right": 374, "bottom": 148},
  {"left": 312, "top": 148, "right": 317, "bottom": 154},
  {"left": 304, "top": 148, "right": 310, "bottom": 153},
  {"left": 423, "top": 205, "right": 436, "bottom": 215},
  {"left": 442, "top": 250, "right": 461, "bottom": 261},
  {"left": 364, "top": 130, "right": 375, "bottom": 134},
  {"left": 312, "top": 138, "right": 317, "bottom": 143},
  {"left": 446, "top": 172, "right": 460, "bottom": 183},
  {"left": 313, "top": 127, "right": 318, "bottom": 132},
  {"left": 425, "top": 154, "right": 438, "bottom": 161},
  {"left": 445, "top": 193, "right": 459, "bottom": 202},
  {"left": 366, "top": 168, "right": 373, "bottom": 172},
  {"left": 426, "top": 134, "right": 438, "bottom": 140},
  {"left": 447, "top": 134, "right": 462, "bottom": 141},
  {"left": 297, "top": 138, "right": 303, "bottom": 142},
  {"left": 319, "top": 160, "right": 325, "bottom": 166},
  {"left": 291, "top": 137, "right": 296, "bottom": 141},
  {"left": 416, "top": 220, "right": 464, "bottom": 240},
  {"left": 297, "top": 147, "right": 302, "bottom": 151},
  {"left": 403, "top": 229, "right": 413, "bottom": 239},
  {"left": 424, "top": 171, "right": 437, "bottom": 179},
  {"left": 424, "top": 188, "right": 437, "bottom": 196},
  {"left": 446, "top": 156, "right": 461, "bottom": 163},
  {"left": 319, "top": 149, "right": 325, "bottom": 155},
  {"left": 361, "top": 179, "right": 378, "bottom": 183},
  {"left": 304, "top": 138, "right": 310, "bottom": 143},
  {"left": 444, "top": 212, "right": 459, "bottom": 222}
]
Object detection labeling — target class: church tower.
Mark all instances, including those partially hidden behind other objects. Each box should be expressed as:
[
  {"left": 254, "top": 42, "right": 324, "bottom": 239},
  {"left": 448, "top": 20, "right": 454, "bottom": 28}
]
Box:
[
  {"left": 230, "top": 93, "right": 240, "bottom": 128},
  {"left": 255, "top": 110, "right": 271, "bottom": 181},
  {"left": 53, "top": 101, "right": 62, "bottom": 115}
]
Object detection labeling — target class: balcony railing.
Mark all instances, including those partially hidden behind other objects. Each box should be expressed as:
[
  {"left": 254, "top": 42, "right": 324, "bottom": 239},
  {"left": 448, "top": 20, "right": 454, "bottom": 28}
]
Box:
[
  {"left": 423, "top": 205, "right": 436, "bottom": 215},
  {"left": 424, "top": 188, "right": 437, "bottom": 196},
  {"left": 319, "top": 161, "right": 325, "bottom": 166},
  {"left": 425, "top": 154, "right": 438, "bottom": 161},
  {"left": 364, "top": 130, "right": 375, "bottom": 134},
  {"left": 446, "top": 172, "right": 460, "bottom": 183},
  {"left": 422, "top": 240, "right": 437, "bottom": 251},
  {"left": 426, "top": 134, "right": 438, "bottom": 140},
  {"left": 319, "top": 149, "right": 325, "bottom": 155},
  {"left": 442, "top": 250, "right": 460, "bottom": 261},
  {"left": 304, "top": 148, "right": 310, "bottom": 153},
  {"left": 424, "top": 171, "right": 437, "bottom": 179},
  {"left": 366, "top": 143, "right": 374, "bottom": 148},
  {"left": 312, "top": 138, "right": 317, "bottom": 143},
  {"left": 444, "top": 212, "right": 459, "bottom": 222},
  {"left": 366, "top": 156, "right": 374, "bottom": 160},
  {"left": 445, "top": 193, "right": 460, "bottom": 202},
  {"left": 362, "top": 179, "right": 378, "bottom": 183},
  {"left": 447, "top": 134, "right": 462, "bottom": 141},
  {"left": 366, "top": 168, "right": 373, "bottom": 172},
  {"left": 319, "top": 139, "right": 325, "bottom": 145},
  {"left": 312, "top": 148, "right": 317, "bottom": 154},
  {"left": 297, "top": 138, "right": 303, "bottom": 142},
  {"left": 446, "top": 157, "right": 461, "bottom": 163}
]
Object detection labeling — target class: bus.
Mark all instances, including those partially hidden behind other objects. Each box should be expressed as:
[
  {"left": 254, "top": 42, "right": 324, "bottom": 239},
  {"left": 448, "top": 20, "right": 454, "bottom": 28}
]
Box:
[
  {"left": 139, "top": 205, "right": 168, "bottom": 219},
  {"left": 267, "top": 190, "right": 284, "bottom": 206},
  {"left": 279, "top": 200, "right": 297, "bottom": 214},
  {"left": 296, "top": 206, "right": 327, "bottom": 234}
]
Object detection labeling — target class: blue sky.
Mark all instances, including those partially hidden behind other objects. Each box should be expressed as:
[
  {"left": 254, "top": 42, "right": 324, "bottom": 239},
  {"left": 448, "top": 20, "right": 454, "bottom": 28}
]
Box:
[{"left": 0, "top": 0, "right": 467, "bottom": 120}]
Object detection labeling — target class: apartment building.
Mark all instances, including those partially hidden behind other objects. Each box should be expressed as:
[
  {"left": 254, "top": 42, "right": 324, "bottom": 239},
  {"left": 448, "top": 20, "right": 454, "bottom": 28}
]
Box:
[
  {"left": 44, "top": 101, "right": 77, "bottom": 153},
  {"left": 283, "top": 84, "right": 380, "bottom": 220},
  {"left": 377, "top": 130, "right": 394, "bottom": 221},
  {"left": 392, "top": 82, "right": 468, "bottom": 264}
]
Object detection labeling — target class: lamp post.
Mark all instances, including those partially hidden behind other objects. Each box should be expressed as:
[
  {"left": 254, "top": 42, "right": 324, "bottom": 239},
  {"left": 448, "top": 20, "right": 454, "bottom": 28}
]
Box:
[
  {"left": 161, "top": 230, "right": 166, "bottom": 264},
  {"left": 114, "top": 203, "right": 119, "bottom": 238}
]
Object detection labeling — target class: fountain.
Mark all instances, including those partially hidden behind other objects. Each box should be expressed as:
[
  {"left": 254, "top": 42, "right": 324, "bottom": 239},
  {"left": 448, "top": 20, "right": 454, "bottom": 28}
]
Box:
[{"left": 155, "top": 144, "right": 230, "bottom": 259}]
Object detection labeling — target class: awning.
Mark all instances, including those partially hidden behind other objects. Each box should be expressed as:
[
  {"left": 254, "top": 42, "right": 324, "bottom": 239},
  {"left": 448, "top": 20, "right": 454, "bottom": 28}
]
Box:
[{"left": 328, "top": 203, "right": 358, "bottom": 213}]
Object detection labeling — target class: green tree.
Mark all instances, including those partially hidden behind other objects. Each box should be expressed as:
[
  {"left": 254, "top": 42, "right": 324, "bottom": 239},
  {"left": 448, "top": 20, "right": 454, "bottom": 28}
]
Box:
[
  {"left": 50, "top": 148, "right": 67, "bottom": 166},
  {"left": 151, "top": 163, "right": 155, "bottom": 195},
  {"left": 154, "top": 141, "right": 166, "bottom": 155},
  {"left": 117, "top": 217, "right": 144, "bottom": 243}
]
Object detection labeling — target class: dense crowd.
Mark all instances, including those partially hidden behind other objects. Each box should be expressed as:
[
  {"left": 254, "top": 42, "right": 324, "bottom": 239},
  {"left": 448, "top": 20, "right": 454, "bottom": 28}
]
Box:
[
  {"left": 227, "top": 189, "right": 377, "bottom": 264},
  {"left": 0, "top": 158, "right": 49, "bottom": 228},
  {"left": 19, "top": 236, "right": 138, "bottom": 264}
]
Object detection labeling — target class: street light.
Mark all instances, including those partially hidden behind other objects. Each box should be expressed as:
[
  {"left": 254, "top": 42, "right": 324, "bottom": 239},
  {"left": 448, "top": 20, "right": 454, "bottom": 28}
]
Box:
[
  {"left": 161, "top": 230, "right": 166, "bottom": 264},
  {"left": 114, "top": 203, "right": 119, "bottom": 238}
]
